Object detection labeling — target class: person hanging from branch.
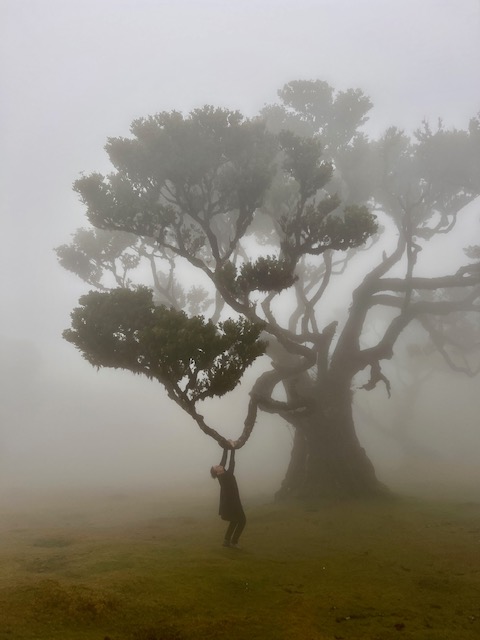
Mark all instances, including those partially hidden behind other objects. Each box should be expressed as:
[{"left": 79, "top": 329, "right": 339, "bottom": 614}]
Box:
[{"left": 210, "top": 440, "right": 246, "bottom": 548}]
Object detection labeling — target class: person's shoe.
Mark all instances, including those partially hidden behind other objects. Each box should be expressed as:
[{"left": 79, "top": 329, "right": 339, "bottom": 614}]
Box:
[
  {"left": 230, "top": 542, "right": 241, "bottom": 549},
  {"left": 222, "top": 540, "right": 231, "bottom": 547}
]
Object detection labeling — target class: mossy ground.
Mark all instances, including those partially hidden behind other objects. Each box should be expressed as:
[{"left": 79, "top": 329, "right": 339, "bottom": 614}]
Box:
[{"left": 0, "top": 491, "right": 479, "bottom": 640}]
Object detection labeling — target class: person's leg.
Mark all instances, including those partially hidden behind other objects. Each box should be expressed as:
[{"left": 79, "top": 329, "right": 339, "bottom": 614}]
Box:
[
  {"left": 231, "top": 512, "right": 246, "bottom": 545},
  {"left": 224, "top": 521, "right": 236, "bottom": 545}
]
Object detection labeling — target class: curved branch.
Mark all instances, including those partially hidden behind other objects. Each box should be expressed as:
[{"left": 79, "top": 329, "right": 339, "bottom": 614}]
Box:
[
  {"left": 402, "top": 205, "right": 422, "bottom": 311},
  {"left": 370, "top": 274, "right": 480, "bottom": 295},
  {"left": 357, "top": 311, "right": 413, "bottom": 369},
  {"left": 330, "top": 232, "right": 407, "bottom": 376},
  {"left": 419, "top": 316, "right": 480, "bottom": 376},
  {"left": 354, "top": 287, "right": 480, "bottom": 378},
  {"left": 167, "top": 348, "right": 317, "bottom": 451},
  {"left": 363, "top": 230, "right": 406, "bottom": 284},
  {"left": 302, "top": 251, "right": 333, "bottom": 333},
  {"left": 368, "top": 289, "right": 480, "bottom": 316}
]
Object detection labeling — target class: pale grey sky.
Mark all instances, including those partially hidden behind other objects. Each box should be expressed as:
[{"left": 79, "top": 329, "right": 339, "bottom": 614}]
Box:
[
  {"left": 2, "top": 0, "right": 479, "bottom": 343},
  {"left": 1, "top": 0, "right": 479, "bottom": 494}
]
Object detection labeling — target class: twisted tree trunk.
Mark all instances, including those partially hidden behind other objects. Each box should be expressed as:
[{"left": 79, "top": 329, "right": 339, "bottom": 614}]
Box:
[{"left": 276, "top": 378, "right": 387, "bottom": 500}]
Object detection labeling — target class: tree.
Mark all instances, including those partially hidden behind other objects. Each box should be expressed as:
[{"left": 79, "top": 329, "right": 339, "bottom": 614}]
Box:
[{"left": 58, "top": 84, "right": 480, "bottom": 499}]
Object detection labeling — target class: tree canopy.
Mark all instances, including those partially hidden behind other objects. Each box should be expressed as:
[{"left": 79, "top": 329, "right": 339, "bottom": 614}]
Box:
[{"left": 58, "top": 80, "right": 480, "bottom": 497}]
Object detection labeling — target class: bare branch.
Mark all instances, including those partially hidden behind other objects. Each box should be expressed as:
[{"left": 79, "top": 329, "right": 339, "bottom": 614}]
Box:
[
  {"left": 370, "top": 274, "right": 480, "bottom": 295},
  {"left": 419, "top": 316, "right": 480, "bottom": 376}
]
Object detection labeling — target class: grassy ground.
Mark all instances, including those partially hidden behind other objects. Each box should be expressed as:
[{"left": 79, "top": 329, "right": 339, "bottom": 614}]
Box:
[{"left": 0, "top": 490, "right": 479, "bottom": 640}]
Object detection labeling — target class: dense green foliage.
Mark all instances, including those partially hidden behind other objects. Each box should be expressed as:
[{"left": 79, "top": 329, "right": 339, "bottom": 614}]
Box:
[{"left": 64, "top": 288, "right": 266, "bottom": 403}]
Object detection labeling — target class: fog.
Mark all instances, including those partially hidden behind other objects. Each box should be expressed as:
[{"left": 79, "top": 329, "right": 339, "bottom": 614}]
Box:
[{"left": 1, "top": 0, "right": 480, "bottom": 505}]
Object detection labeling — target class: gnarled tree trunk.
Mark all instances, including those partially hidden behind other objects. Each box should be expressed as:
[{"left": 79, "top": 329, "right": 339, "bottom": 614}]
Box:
[{"left": 275, "top": 379, "right": 387, "bottom": 500}]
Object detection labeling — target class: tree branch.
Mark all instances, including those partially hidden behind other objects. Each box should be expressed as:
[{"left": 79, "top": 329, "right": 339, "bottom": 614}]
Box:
[
  {"left": 419, "top": 316, "right": 480, "bottom": 376},
  {"left": 370, "top": 274, "right": 480, "bottom": 295}
]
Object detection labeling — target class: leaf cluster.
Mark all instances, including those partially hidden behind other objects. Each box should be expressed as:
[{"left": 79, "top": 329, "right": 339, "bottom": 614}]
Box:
[
  {"left": 73, "top": 107, "right": 278, "bottom": 262},
  {"left": 63, "top": 287, "right": 267, "bottom": 403},
  {"left": 272, "top": 80, "right": 373, "bottom": 150},
  {"left": 279, "top": 130, "right": 333, "bottom": 201},
  {"left": 218, "top": 256, "right": 298, "bottom": 297},
  {"left": 373, "top": 119, "right": 480, "bottom": 229},
  {"left": 280, "top": 200, "right": 378, "bottom": 258},
  {"left": 55, "top": 228, "right": 139, "bottom": 288}
]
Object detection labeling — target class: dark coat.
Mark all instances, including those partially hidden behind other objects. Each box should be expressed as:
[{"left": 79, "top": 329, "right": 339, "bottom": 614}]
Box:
[{"left": 217, "top": 449, "right": 244, "bottom": 521}]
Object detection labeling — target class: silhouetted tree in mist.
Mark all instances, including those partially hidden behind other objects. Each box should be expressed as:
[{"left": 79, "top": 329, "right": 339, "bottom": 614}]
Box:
[
  {"left": 58, "top": 81, "right": 480, "bottom": 499},
  {"left": 355, "top": 312, "right": 479, "bottom": 462}
]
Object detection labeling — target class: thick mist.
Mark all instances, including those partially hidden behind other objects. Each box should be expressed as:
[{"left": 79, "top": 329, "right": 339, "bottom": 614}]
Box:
[
  {"left": 1, "top": 0, "right": 479, "bottom": 509},
  {"left": 0, "top": 337, "right": 292, "bottom": 498}
]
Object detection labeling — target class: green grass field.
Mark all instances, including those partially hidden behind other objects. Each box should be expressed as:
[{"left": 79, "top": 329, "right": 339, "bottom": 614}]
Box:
[{"left": 0, "top": 490, "right": 479, "bottom": 640}]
